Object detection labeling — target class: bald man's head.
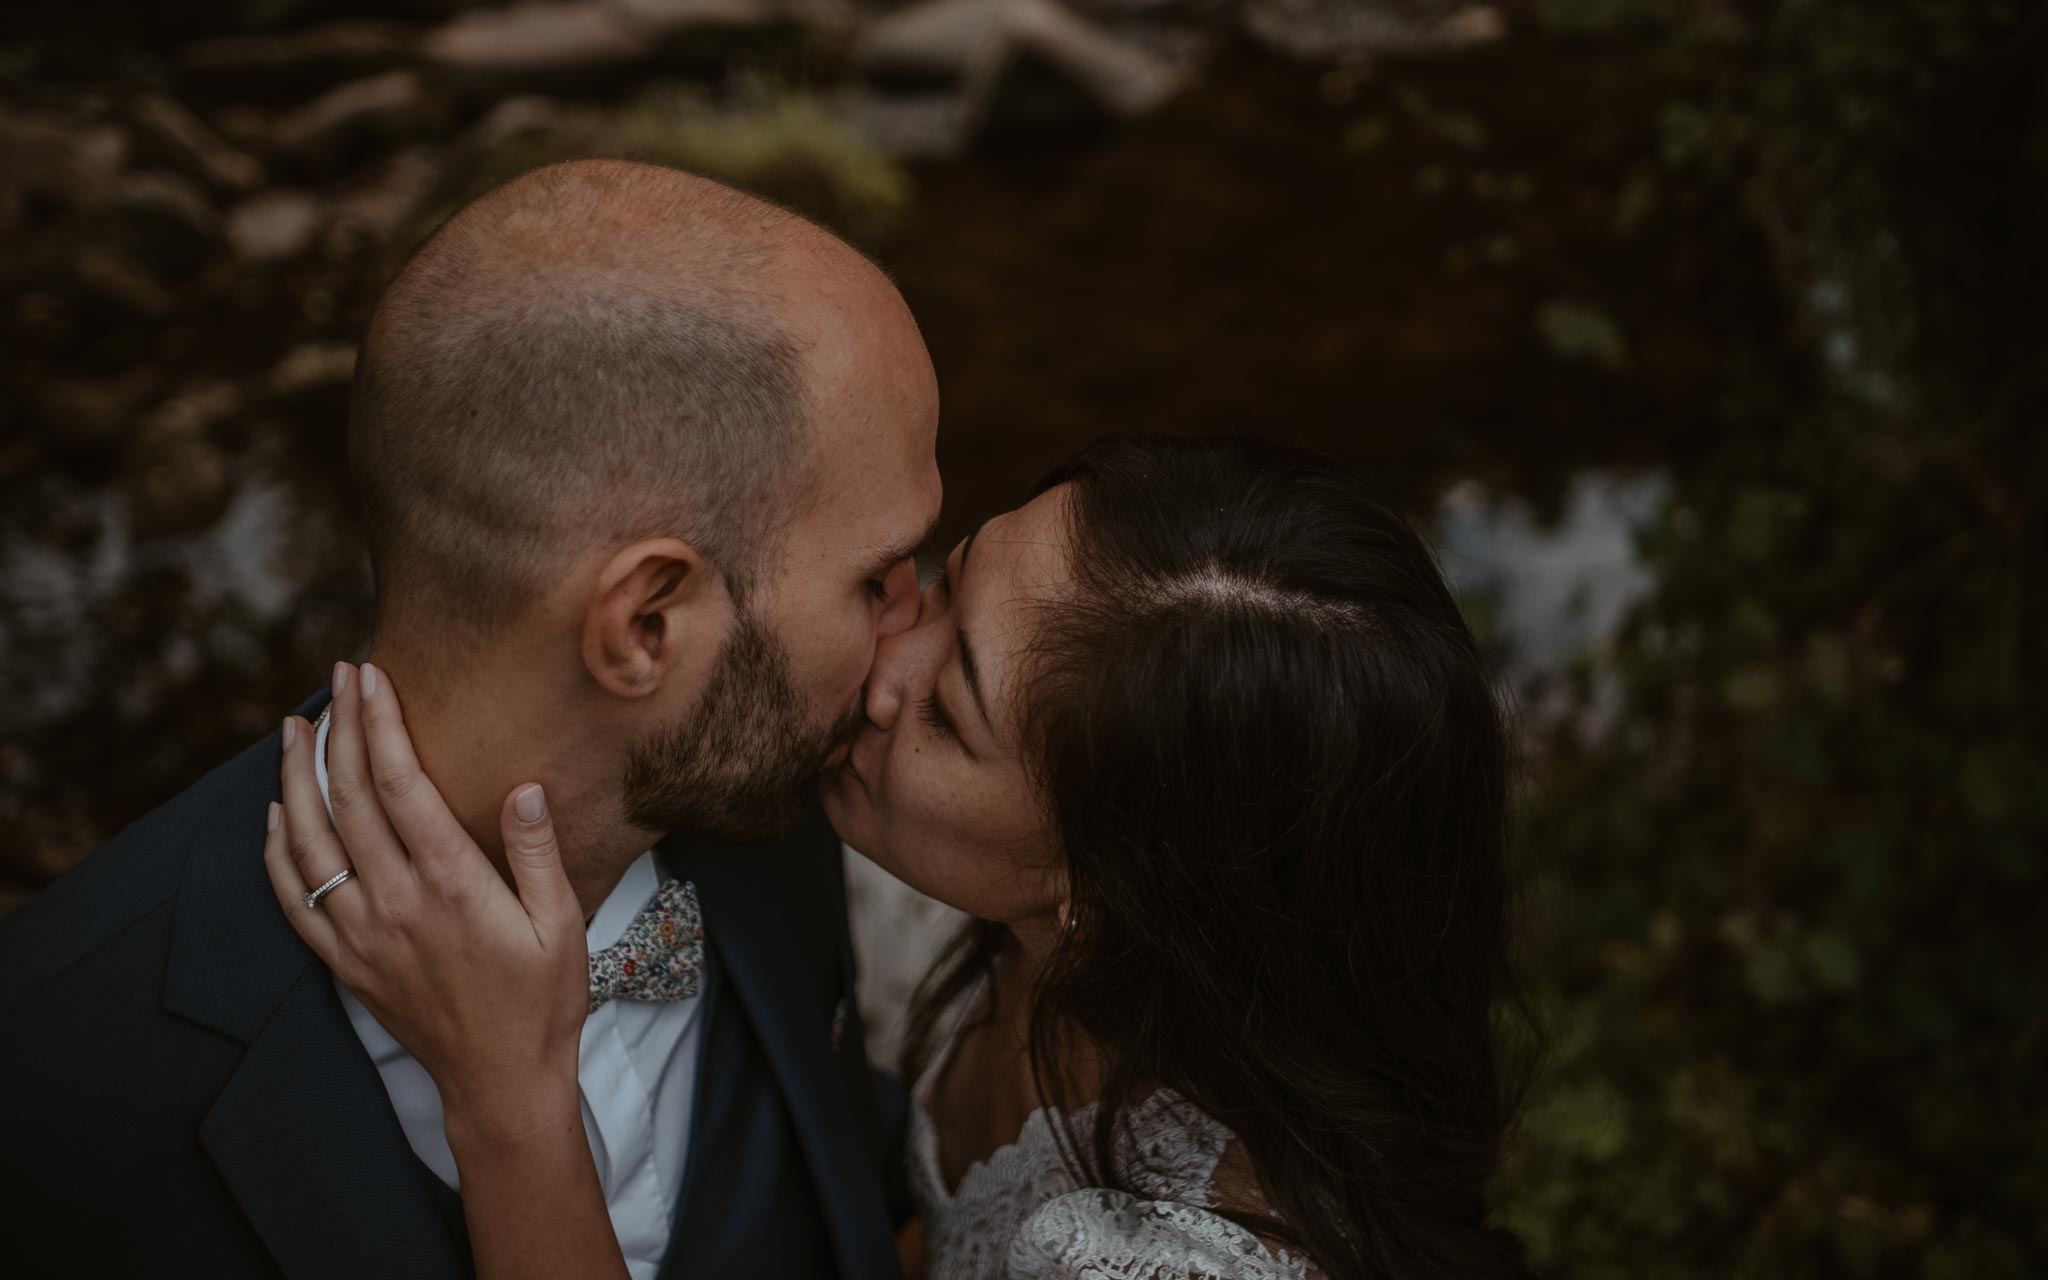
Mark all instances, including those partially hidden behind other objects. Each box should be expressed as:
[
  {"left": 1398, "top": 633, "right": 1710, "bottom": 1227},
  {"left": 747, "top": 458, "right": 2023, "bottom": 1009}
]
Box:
[{"left": 349, "top": 160, "right": 852, "bottom": 640}]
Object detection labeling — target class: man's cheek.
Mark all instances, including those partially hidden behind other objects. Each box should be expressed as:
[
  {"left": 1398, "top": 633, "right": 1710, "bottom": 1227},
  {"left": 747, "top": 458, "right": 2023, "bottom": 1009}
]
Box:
[
  {"left": 833, "top": 614, "right": 878, "bottom": 688},
  {"left": 805, "top": 629, "right": 871, "bottom": 711}
]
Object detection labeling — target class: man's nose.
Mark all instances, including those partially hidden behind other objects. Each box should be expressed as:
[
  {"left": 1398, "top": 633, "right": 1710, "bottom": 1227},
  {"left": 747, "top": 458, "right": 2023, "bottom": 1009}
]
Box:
[
  {"left": 874, "top": 558, "right": 921, "bottom": 639},
  {"left": 864, "top": 636, "right": 907, "bottom": 730}
]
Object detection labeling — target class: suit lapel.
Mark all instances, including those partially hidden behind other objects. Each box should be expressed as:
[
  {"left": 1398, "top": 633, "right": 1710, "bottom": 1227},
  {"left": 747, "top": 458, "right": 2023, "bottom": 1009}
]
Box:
[
  {"left": 671, "top": 825, "right": 898, "bottom": 1280},
  {"left": 162, "top": 694, "right": 467, "bottom": 1279},
  {"left": 199, "top": 968, "right": 470, "bottom": 1279}
]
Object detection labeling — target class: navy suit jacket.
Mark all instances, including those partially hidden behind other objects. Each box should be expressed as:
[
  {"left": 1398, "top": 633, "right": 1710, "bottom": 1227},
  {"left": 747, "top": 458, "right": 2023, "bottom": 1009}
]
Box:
[{"left": 0, "top": 692, "right": 909, "bottom": 1278}]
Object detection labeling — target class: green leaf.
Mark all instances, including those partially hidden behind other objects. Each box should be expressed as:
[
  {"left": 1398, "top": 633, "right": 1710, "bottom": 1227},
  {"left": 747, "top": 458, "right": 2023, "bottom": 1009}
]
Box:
[
  {"left": 1343, "top": 114, "right": 1393, "bottom": 154},
  {"left": 1535, "top": 299, "right": 1631, "bottom": 371},
  {"left": 1804, "top": 931, "right": 1862, "bottom": 991}
]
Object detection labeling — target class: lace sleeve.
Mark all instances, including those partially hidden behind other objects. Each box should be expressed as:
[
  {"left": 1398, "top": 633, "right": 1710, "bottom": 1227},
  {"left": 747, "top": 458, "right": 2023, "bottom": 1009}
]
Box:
[{"left": 1004, "top": 1188, "right": 1311, "bottom": 1280}]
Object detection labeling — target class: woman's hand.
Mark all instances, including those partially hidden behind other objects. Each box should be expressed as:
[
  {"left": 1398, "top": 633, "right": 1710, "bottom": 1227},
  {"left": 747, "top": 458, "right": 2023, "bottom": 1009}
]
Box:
[
  {"left": 266, "top": 664, "right": 630, "bottom": 1280},
  {"left": 263, "top": 661, "right": 590, "bottom": 1145}
]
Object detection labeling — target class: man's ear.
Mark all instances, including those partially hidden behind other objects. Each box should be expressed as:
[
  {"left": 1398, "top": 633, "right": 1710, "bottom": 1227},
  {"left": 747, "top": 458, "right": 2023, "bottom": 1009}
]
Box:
[{"left": 581, "top": 538, "right": 724, "bottom": 699}]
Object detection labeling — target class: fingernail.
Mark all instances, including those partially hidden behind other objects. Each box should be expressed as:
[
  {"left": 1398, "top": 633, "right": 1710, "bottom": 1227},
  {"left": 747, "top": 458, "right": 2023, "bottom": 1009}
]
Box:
[
  {"left": 361, "top": 662, "right": 379, "bottom": 699},
  {"left": 267, "top": 801, "right": 281, "bottom": 833},
  {"left": 333, "top": 662, "right": 350, "bottom": 695},
  {"left": 282, "top": 717, "right": 298, "bottom": 749},
  {"left": 515, "top": 785, "right": 547, "bottom": 824}
]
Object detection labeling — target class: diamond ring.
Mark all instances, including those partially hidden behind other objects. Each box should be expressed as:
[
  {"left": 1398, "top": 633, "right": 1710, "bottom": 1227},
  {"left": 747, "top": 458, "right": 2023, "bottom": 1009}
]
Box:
[{"left": 303, "top": 868, "right": 355, "bottom": 909}]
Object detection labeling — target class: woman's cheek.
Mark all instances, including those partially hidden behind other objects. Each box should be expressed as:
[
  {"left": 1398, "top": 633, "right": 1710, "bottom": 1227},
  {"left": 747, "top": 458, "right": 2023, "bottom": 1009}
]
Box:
[{"left": 881, "top": 744, "right": 941, "bottom": 834}]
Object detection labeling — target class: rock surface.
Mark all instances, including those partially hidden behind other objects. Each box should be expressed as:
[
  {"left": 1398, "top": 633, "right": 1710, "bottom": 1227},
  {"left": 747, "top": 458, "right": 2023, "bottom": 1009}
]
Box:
[
  {"left": 225, "top": 190, "right": 325, "bottom": 262},
  {"left": 110, "top": 172, "right": 225, "bottom": 277},
  {"left": 179, "top": 22, "right": 422, "bottom": 103},
  {"left": 860, "top": 0, "right": 1182, "bottom": 146},
  {"left": 271, "top": 71, "right": 437, "bottom": 166},
  {"left": 0, "top": 114, "right": 129, "bottom": 207},
  {"left": 130, "top": 96, "right": 266, "bottom": 195},
  {"left": 68, "top": 246, "right": 176, "bottom": 319},
  {"left": 329, "top": 146, "right": 448, "bottom": 244},
  {"left": 1241, "top": 0, "right": 1503, "bottom": 61},
  {"left": 614, "top": 0, "right": 796, "bottom": 38},
  {"left": 422, "top": 3, "right": 660, "bottom": 87}
]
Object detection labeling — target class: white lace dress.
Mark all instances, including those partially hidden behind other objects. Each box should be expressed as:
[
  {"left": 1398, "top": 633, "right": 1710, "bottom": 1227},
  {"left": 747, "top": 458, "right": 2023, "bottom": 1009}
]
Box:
[{"left": 910, "top": 986, "right": 1313, "bottom": 1280}]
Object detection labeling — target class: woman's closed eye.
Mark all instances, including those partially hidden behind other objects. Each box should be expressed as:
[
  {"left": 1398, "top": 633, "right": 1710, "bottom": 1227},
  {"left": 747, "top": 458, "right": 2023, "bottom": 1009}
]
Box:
[{"left": 917, "top": 692, "right": 957, "bottom": 742}]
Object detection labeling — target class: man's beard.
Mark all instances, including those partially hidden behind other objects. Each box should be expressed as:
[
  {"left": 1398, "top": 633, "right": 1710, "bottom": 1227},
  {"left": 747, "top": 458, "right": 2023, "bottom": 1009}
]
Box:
[{"left": 622, "top": 608, "right": 863, "bottom": 843}]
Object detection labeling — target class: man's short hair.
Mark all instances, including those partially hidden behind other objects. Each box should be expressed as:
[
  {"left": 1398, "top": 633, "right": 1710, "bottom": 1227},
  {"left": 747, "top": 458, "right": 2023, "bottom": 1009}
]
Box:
[{"left": 347, "top": 161, "right": 811, "bottom": 640}]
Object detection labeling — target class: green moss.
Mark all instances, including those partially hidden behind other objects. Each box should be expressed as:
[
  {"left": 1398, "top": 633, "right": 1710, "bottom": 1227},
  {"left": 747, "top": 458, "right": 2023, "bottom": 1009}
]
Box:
[{"left": 417, "top": 82, "right": 910, "bottom": 247}]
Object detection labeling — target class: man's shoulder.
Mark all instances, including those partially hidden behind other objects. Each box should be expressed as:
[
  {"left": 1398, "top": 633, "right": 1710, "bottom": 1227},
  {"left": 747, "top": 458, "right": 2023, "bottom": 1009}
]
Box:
[
  {"left": 762, "top": 797, "right": 856, "bottom": 929},
  {"left": 789, "top": 794, "right": 852, "bottom": 877},
  {"left": 0, "top": 722, "right": 285, "bottom": 1014}
]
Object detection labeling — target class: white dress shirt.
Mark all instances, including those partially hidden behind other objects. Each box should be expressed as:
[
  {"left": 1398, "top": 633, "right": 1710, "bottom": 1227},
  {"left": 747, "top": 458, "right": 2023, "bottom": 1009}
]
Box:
[{"left": 314, "top": 712, "right": 703, "bottom": 1280}]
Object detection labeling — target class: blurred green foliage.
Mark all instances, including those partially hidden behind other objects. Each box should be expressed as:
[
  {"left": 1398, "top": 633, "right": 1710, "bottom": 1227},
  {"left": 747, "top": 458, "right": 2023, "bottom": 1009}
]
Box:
[
  {"left": 426, "top": 80, "right": 910, "bottom": 246},
  {"left": 1492, "top": 1, "right": 2048, "bottom": 1276},
  {"left": 1534, "top": 299, "right": 1630, "bottom": 371}
]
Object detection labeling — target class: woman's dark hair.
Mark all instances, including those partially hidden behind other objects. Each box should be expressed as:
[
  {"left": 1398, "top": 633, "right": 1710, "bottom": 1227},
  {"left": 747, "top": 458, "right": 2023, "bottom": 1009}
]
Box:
[{"left": 901, "top": 434, "right": 1540, "bottom": 1280}]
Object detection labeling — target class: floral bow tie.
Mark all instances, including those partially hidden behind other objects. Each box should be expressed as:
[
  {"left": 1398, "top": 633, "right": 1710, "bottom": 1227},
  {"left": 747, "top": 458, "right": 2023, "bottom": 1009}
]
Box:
[{"left": 587, "top": 878, "right": 705, "bottom": 1014}]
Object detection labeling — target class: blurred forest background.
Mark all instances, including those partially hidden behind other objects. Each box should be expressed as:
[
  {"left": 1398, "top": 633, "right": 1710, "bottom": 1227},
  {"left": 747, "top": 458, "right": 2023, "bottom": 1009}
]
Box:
[{"left": 2, "top": 0, "right": 2044, "bottom": 1274}]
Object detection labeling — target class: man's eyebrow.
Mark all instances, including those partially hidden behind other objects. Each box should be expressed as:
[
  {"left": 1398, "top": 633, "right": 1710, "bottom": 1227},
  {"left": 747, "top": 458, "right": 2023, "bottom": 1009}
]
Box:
[{"left": 866, "top": 510, "right": 944, "bottom": 577}]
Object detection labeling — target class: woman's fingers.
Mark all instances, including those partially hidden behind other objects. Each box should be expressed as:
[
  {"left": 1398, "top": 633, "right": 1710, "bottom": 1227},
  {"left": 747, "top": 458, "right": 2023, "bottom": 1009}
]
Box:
[
  {"left": 357, "top": 662, "right": 485, "bottom": 887},
  {"left": 499, "top": 785, "right": 583, "bottom": 945},
  {"left": 278, "top": 714, "right": 368, "bottom": 928},
  {"left": 262, "top": 798, "right": 340, "bottom": 966},
  {"left": 325, "top": 661, "right": 412, "bottom": 891}
]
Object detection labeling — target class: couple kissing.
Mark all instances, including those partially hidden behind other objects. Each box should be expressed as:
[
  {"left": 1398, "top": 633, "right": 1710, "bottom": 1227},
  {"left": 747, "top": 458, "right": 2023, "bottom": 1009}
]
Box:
[{"left": 0, "top": 159, "right": 1531, "bottom": 1280}]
